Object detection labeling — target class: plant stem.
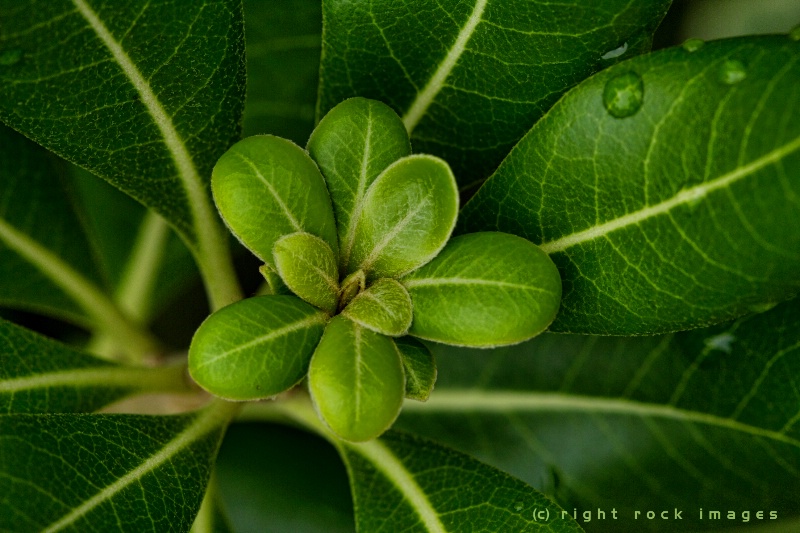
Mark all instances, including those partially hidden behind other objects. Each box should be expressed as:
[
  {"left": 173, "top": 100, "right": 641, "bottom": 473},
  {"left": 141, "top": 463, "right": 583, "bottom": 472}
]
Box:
[
  {"left": 0, "top": 218, "right": 160, "bottom": 363},
  {"left": 191, "top": 220, "right": 243, "bottom": 312},
  {"left": 116, "top": 211, "right": 170, "bottom": 322}
]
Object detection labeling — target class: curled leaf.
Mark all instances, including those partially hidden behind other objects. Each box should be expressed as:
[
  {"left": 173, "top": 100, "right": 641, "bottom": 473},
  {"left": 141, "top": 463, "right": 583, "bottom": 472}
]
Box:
[
  {"left": 189, "top": 295, "right": 328, "bottom": 401},
  {"left": 348, "top": 155, "right": 458, "bottom": 279},
  {"left": 395, "top": 337, "right": 436, "bottom": 402},
  {"left": 273, "top": 232, "right": 339, "bottom": 314},
  {"left": 212, "top": 135, "right": 338, "bottom": 265},
  {"left": 402, "top": 232, "right": 561, "bottom": 347},
  {"left": 308, "top": 316, "right": 405, "bottom": 442},
  {"left": 341, "top": 278, "right": 412, "bottom": 337}
]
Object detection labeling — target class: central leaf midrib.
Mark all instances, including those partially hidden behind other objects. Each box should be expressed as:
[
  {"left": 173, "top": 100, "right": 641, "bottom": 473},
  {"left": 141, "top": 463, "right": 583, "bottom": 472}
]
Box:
[
  {"left": 42, "top": 402, "right": 234, "bottom": 532},
  {"left": 70, "top": 0, "right": 218, "bottom": 249},
  {"left": 197, "top": 313, "right": 326, "bottom": 368},
  {"left": 404, "top": 390, "right": 800, "bottom": 449},
  {"left": 539, "top": 134, "right": 800, "bottom": 254},
  {"left": 402, "top": 277, "right": 549, "bottom": 293},
  {"left": 401, "top": 0, "right": 488, "bottom": 133},
  {"left": 347, "top": 439, "right": 447, "bottom": 533}
]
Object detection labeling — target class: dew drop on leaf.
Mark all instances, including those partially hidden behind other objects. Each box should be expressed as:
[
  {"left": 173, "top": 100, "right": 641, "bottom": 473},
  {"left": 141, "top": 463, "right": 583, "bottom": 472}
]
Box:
[
  {"left": 718, "top": 59, "right": 747, "bottom": 85},
  {"left": 790, "top": 24, "right": 800, "bottom": 41},
  {"left": 682, "top": 38, "right": 705, "bottom": 52},
  {"left": 704, "top": 332, "right": 736, "bottom": 354},
  {"left": 601, "top": 42, "right": 628, "bottom": 60},
  {"left": 0, "top": 48, "right": 22, "bottom": 66},
  {"left": 602, "top": 71, "right": 644, "bottom": 119}
]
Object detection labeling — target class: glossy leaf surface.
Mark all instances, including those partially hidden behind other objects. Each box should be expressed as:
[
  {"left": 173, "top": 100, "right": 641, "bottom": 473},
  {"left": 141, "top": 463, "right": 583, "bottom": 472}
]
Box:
[
  {"left": 273, "top": 232, "right": 339, "bottom": 314},
  {"left": 189, "top": 296, "right": 328, "bottom": 401},
  {"left": 0, "top": 0, "right": 245, "bottom": 246},
  {"left": 395, "top": 337, "right": 436, "bottom": 402},
  {"left": 348, "top": 155, "right": 458, "bottom": 279},
  {"left": 308, "top": 316, "right": 405, "bottom": 442},
  {"left": 403, "top": 232, "right": 561, "bottom": 347},
  {"left": 212, "top": 135, "right": 338, "bottom": 265},
  {"left": 338, "top": 430, "right": 583, "bottom": 532},
  {"left": 341, "top": 278, "right": 413, "bottom": 337},
  {"left": 307, "top": 97, "right": 411, "bottom": 269},
  {"left": 0, "top": 318, "right": 187, "bottom": 414},
  {"left": 463, "top": 36, "right": 800, "bottom": 334},
  {"left": 319, "top": 0, "right": 671, "bottom": 188},
  {"left": 399, "top": 296, "right": 800, "bottom": 531},
  {"left": 0, "top": 125, "right": 103, "bottom": 324},
  {"left": 0, "top": 402, "right": 235, "bottom": 532}
]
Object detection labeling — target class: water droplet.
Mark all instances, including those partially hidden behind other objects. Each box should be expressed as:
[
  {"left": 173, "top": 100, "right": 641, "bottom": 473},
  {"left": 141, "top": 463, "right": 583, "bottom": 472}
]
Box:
[
  {"left": 704, "top": 332, "right": 736, "bottom": 354},
  {"left": 682, "top": 38, "right": 705, "bottom": 53},
  {"left": 718, "top": 59, "right": 747, "bottom": 85},
  {"left": 602, "top": 71, "right": 644, "bottom": 119},
  {"left": 601, "top": 42, "right": 628, "bottom": 60},
  {"left": 790, "top": 25, "right": 800, "bottom": 41},
  {"left": 0, "top": 48, "right": 22, "bottom": 66}
]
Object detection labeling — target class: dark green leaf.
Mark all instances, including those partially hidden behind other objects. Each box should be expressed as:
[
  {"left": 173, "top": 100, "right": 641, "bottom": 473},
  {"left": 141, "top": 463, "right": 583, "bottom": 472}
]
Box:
[
  {"left": 189, "top": 295, "right": 328, "bottom": 401},
  {"left": 337, "top": 430, "right": 583, "bottom": 532},
  {"left": 341, "top": 278, "right": 413, "bottom": 337},
  {"left": 216, "top": 423, "right": 354, "bottom": 533},
  {"left": 70, "top": 167, "right": 198, "bottom": 324},
  {"left": 0, "top": 317, "right": 188, "bottom": 414},
  {"left": 0, "top": 0, "right": 245, "bottom": 250},
  {"left": 212, "top": 135, "right": 338, "bottom": 265},
  {"left": 398, "top": 296, "right": 800, "bottom": 531},
  {"left": 0, "top": 125, "right": 104, "bottom": 325},
  {"left": 318, "top": 0, "right": 671, "bottom": 188},
  {"left": 0, "top": 401, "right": 236, "bottom": 532},
  {"left": 402, "top": 232, "right": 561, "bottom": 347},
  {"left": 348, "top": 155, "right": 458, "bottom": 280},
  {"left": 307, "top": 97, "right": 411, "bottom": 270},
  {"left": 395, "top": 337, "right": 436, "bottom": 402},
  {"left": 273, "top": 232, "right": 339, "bottom": 314},
  {"left": 242, "top": 0, "right": 321, "bottom": 142},
  {"left": 463, "top": 36, "right": 800, "bottom": 334},
  {"left": 308, "top": 316, "right": 405, "bottom": 442}
]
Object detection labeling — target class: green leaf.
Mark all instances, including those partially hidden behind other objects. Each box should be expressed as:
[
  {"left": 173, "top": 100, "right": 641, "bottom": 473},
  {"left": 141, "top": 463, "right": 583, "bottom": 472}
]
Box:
[
  {"left": 341, "top": 278, "right": 413, "bottom": 337},
  {"left": 307, "top": 97, "right": 411, "bottom": 270},
  {"left": 216, "top": 423, "right": 354, "bottom": 533},
  {"left": 0, "top": 1, "right": 245, "bottom": 304},
  {"left": 348, "top": 155, "right": 458, "bottom": 280},
  {"left": 318, "top": 0, "right": 671, "bottom": 189},
  {"left": 274, "top": 232, "right": 339, "bottom": 314},
  {"left": 308, "top": 316, "right": 405, "bottom": 442},
  {"left": 189, "top": 295, "right": 328, "bottom": 401},
  {"left": 0, "top": 125, "right": 103, "bottom": 325},
  {"left": 402, "top": 232, "right": 561, "bottom": 347},
  {"left": 398, "top": 296, "right": 800, "bottom": 531},
  {"left": 395, "top": 337, "right": 436, "bottom": 402},
  {"left": 337, "top": 430, "right": 583, "bottom": 532},
  {"left": 0, "top": 318, "right": 188, "bottom": 414},
  {"left": 0, "top": 401, "right": 236, "bottom": 532},
  {"left": 212, "top": 135, "right": 338, "bottom": 266},
  {"left": 242, "top": 0, "right": 322, "bottom": 143},
  {"left": 462, "top": 36, "right": 800, "bottom": 334}
]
